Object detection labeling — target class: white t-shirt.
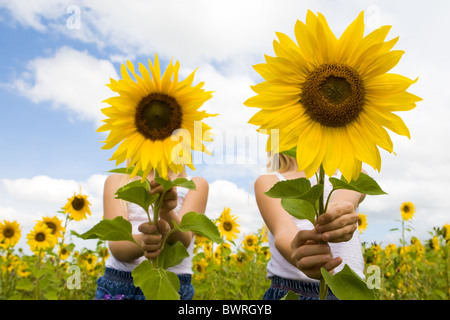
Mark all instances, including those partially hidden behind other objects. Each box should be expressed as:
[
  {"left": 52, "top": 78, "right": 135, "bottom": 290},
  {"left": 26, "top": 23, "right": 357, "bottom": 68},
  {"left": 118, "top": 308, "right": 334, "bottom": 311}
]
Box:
[{"left": 266, "top": 172, "right": 365, "bottom": 282}]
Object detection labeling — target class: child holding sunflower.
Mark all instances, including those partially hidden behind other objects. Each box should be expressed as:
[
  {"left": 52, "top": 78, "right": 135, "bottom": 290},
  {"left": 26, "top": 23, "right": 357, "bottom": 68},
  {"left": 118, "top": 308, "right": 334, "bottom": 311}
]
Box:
[
  {"left": 95, "top": 169, "right": 209, "bottom": 300},
  {"left": 254, "top": 153, "right": 366, "bottom": 300}
]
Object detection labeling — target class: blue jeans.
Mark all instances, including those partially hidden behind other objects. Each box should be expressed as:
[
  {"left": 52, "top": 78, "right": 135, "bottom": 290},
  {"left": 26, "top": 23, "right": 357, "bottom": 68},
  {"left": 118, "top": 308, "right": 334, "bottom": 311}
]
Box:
[
  {"left": 95, "top": 267, "right": 195, "bottom": 300},
  {"left": 262, "top": 276, "right": 338, "bottom": 300}
]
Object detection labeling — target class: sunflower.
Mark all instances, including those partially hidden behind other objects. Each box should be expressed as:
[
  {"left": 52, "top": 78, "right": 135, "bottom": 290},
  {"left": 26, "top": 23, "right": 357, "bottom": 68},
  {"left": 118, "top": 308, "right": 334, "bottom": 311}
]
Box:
[
  {"left": 194, "top": 259, "right": 208, "bottom": 275},
  {"left": 233, "top": 251, "right": 249, "bottom": 265},
  {"left": 63, "top": 192, "right": 91, "bottom": 221},
  {"left": 0, "top": 220, "right": 21, "bottom": 249},
  {"left": 400, "top": 202, "right": 415, "bottom": 221},
  {"left": 27, "top": 223, "right": 56, "bottom": 252},
  {"left": 217, "top": 207, "right": 240, "bottom": 241},
  {"left": 357, "top": 213, "right": 368, "bottom": 233},
  {"left": 40, "top": 216, "right": 65, "bottom": 238},
  {"left": 245, "top": 11, "right": 421, "bottom": 181},
  {"left": 59, "top": 245, "right": 71, "bottom": 260},
  {"left": 98, "top": 53, "right": 216, "bottom": 179},
  {"left": 243, "top": 234, "right": 258, "bottom": 251},
  {"left": 443, "top": 224, "right": 450, "bottom": 242}
]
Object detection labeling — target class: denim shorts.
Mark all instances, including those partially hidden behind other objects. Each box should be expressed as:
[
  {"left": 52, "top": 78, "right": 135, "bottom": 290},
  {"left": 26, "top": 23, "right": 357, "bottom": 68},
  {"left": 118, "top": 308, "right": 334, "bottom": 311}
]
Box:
[
  {"left": 262, "top": 276, "right": 338, "bottom": 300},
  {"left": 95, "top": 267, "right": 195, "bottom": 300}
]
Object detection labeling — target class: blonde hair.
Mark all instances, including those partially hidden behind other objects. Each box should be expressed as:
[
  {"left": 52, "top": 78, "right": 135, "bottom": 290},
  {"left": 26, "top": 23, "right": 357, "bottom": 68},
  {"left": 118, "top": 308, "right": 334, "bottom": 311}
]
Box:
[{"left": 266, "top": 151, "right": 297, "bottom": 173}]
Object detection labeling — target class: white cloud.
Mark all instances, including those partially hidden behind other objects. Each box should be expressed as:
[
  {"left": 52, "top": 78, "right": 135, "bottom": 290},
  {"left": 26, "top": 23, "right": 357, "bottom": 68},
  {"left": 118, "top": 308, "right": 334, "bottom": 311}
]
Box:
[
  {"left": 206, "top": 179, "right": 264, "bottom": 237},
  {"left": 11, "top": 46, "right": 118, "bottom": 124}
]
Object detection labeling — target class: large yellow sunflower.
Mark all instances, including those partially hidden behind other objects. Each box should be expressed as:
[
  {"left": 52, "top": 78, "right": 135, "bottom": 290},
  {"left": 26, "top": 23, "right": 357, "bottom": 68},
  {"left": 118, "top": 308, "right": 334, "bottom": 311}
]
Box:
[
  {"left": 27, "top": 223, "right": 56, "bottom": 252},
  {"left": 245, "top": 11, "right": 421, "bottom": 181},
  {"left": 63, "top": 192, "right": 91, "bottom": 221},
  {"left": 0, "top": 220, "right": 21, "bottom": 249},
  {"left": 217, "top": 207, "right": 240, "bottom": 241},
  {"left": 98, "top": 53, "right": 216, "bottom": 179}
]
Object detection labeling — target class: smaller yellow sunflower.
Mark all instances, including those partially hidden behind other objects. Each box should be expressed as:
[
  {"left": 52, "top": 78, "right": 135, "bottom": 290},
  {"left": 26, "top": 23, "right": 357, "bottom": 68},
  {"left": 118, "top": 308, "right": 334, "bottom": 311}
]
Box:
[
  {"left": 429, "top": 236, "right": 440, "bottom": 251},
  {"left": 233, "top": 251, "right": 249, "bottom": 265},
  {"left": 203, "top": 242, "right": 212, "bottom": 259},
  {"left": 59, "top": 245, "right": 71, "bottom": 260},
  {"left": 218, "top": 208, "right": 240, "bottom": 242},
  {"left": 442, "top": 224, "right": 450, "bottom": 241},
  {"left": 357, "top": 213, "right": 368, "bottom": 233},
  {"left": 0, "top": 220, "right": 21, "bottom": 249},
  {"left": 40, "top": 216, "right": 65, "bottom": 238},
  {"left": 63, "top": 192, "right": 91, "bottom": 221},
  {"left": 194, "top": 259, "right": 208, "bottom": 274},
  {"left": 27, "top": 223, "right": 56, "bottom": 252},
  {"left": 16, "top": 261, "right": 31, "bottom": 278},
  {"left": 400, "top": 202, "right": 415, "bottom": 221},
  {"left": 243, "top": 234, "right": 258, "bottom": 251}
]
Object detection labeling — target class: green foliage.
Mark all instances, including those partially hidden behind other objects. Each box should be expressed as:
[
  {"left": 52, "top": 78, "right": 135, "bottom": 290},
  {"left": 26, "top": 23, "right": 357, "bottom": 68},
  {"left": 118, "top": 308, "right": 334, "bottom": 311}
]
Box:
[
  {"left": 115, "top": 180, "right": 159, "bottom": 213},
  {"left": 178, "top": 211, "right": 224, "bottom": 244},
  {"left": 76, "top": 216, "right": 138, "bottom": 245},
  {"left": 321, "top": 264, "right": 376, "bottom": 300},
  {"left": 329, "top": 172, "right": 387, "bottom": 195},
  {"left": 132, "top": 260, "right": 180, "bottom": 300}
]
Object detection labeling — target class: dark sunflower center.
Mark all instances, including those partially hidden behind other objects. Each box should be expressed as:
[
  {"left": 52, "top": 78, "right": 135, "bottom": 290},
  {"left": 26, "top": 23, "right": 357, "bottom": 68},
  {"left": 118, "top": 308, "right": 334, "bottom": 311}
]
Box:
[
  {"left": 246, "top": 239, "right": 254, "bottom": 246},
  {"left": 3, "top": 227, "right": 14, "bottom": 238},
  {"left": 223, "top": 222, "right": 233, "bottom": 232},
  {"left": 72, "top": 197, "right": 85, "bottom": 211},
  {"left": 301, "top": 63, "right": 365, "bottom": 127},
  {"left": 45, "top": 222, "right": 57, "bottom": 234},
  {"left": 403, "top": 205, "right": 410, "bottom": 213},
  {"left": 135, "top": 93, "right": 182, "bottom": 141},
  {"left": 35, "top": 233, "right": 46, "bottom": 242}
]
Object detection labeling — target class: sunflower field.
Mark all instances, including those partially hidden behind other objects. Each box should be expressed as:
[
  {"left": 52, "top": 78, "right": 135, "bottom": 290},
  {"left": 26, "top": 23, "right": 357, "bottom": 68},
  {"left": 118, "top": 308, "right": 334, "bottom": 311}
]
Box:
[{"left": 1, "top": 197, "right": 449, "bottom": 300}]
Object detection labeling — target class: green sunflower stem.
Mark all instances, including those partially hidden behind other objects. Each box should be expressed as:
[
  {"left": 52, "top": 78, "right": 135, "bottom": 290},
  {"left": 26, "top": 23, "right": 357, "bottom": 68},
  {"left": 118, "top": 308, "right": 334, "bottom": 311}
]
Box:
[{"left": 318, "top": 164, "right": 329, "bottom": 300}]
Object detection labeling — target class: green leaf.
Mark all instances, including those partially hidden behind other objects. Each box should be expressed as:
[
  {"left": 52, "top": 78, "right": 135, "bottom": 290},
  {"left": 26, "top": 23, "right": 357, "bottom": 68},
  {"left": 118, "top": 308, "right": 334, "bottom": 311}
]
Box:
[
  {"left": 154, "top": 177, "right": 196, "bottom": 192},
  {"left": 280, "top": 146, "right": 297, "bottom": 158},
  {"left": 115, "top": 180, "right": 159, "bottom": 213},
  {"left": 265, "top": 178, "right": 324, "bottom": 217},
  {"left": 109, "top": 166, "right": 145, "bottom": 178},
  {"left": 280, "top": 291, "right": 300, "bottom": 300},
  {"left": 178, "top": 211, "right": 224, "bottom": 244},
  {"left": 265, "top": 178, "right": 312, "bottom": 199},
  {"left": 281, "top": 198, "right": 316, "bottom": 224},
  {"left": 321, "top": 264, "right": 376, "bottom": 300},
  {"left": 15, "top": 278, "right": 34, "bottom": 291},
  {"left": 329, "top": 172, "right": 387, "bottom": 195},
  {"left": 158, "top": 241, "right": 190, "bottom": 269},
  {"left": 132, "top": 260, "right": 180, "bottom": 300},
  {"left": 76, "top": 216, "right": 138, "bottom": 245}
]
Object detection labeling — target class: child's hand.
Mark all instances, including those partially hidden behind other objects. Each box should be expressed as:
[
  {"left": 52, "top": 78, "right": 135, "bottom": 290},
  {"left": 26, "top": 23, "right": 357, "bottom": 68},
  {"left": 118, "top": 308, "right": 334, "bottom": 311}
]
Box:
[
  {"left": 149, "top": 180, "right": 178, "bottom": 217},
  {"left": 138, "top": 220, "right": 170, "bottom": 260},
  {"left": 315, "top": 201, "right": 359, "bottom": 242},
  {"left": 290, "top": 229, "right": 342, "bottom": 279}
]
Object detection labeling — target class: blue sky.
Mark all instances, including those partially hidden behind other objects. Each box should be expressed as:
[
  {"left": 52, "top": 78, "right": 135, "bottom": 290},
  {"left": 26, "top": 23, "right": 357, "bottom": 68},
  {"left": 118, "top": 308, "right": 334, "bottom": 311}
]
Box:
[{"left": 1, "top": 0, "right": 450, "bottom": 253}]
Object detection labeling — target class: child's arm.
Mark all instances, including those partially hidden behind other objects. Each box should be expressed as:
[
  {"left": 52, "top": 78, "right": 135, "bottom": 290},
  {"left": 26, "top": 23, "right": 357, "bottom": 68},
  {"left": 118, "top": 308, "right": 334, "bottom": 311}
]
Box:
[
  {"left": 254, "top": 174, "right": 302, "bottom": 267},
  {"left": 103, "top": 174, "right": 146, "bottom": 262}
]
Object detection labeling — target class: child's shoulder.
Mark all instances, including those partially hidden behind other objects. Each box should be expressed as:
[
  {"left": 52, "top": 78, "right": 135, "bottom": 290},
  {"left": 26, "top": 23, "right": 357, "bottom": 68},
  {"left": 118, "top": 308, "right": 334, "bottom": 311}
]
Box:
[
  {"left": 254, "top": 173, "right": 280, "bottom": 190},
  {"left": 189, "top": 176, "right": 209, "bottom": 191},
  {"left": 104, "top": 173, "right": 128, "bottom": 187}
]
